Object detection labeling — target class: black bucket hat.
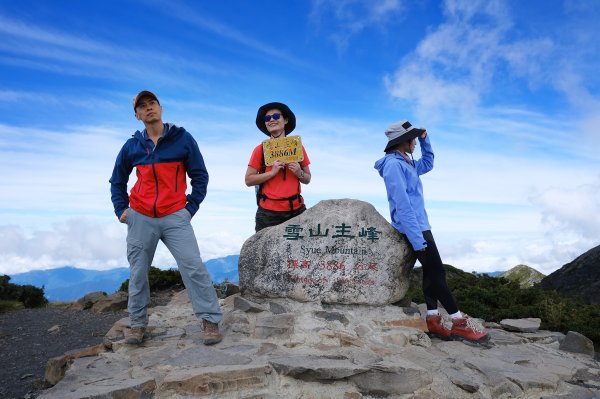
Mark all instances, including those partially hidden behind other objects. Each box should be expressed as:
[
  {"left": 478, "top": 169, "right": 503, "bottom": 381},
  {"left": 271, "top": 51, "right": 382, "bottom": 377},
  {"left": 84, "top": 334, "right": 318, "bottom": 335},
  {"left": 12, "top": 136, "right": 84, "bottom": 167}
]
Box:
[
  {"left": 255, "top": 102, "right": 296, "bottom": 136},
  {"left": 383, "top": 120, "right": 424, "bottom": 152}
]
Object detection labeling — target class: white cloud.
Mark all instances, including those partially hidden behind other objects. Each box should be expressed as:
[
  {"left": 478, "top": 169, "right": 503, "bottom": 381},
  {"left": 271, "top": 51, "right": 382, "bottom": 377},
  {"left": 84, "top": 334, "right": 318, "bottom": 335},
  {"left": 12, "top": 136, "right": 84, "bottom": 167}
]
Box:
[
  {"left": 0, "top": 14, "right": 110, "bottom": 53},
  {"left": 0, "top": 214, "right": 247, "bottom": 276},
  {"left": 384, "top": 0, "right": 559, "bottom": 120},
  {"left": 0, "top": 13, "right": 229, "bottom": 87},
  {"left": 0, "top": 220, "right": 124, "bottom": 275},
  {"left": 156, "top": 0, "right": 310, "bottom": 69},
  {"left": 531, "top": 177, "right": 600, "bottom": 240},
  {"left": 310, "top": 0, "right": 405, "bottom": 52}
]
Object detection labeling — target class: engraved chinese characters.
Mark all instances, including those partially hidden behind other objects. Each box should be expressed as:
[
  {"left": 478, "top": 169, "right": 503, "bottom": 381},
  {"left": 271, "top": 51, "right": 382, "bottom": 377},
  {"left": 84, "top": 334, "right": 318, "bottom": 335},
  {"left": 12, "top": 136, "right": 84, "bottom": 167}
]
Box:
[{"left": 239, "top": 199, "right": 416, "bottom": 305}]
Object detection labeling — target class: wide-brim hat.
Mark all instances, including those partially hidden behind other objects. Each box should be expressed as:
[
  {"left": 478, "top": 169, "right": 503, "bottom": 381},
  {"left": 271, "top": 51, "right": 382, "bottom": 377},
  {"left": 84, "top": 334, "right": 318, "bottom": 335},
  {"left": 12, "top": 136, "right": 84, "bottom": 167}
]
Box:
[
  {"left": 132, "top": 90, "right": 159, "bottom": 110},
  {"left": 256, "top": 102, "right": 296, "bottom": 136},
  {"left": 383, "top": 120, "right": 424, "bottom": 152}
]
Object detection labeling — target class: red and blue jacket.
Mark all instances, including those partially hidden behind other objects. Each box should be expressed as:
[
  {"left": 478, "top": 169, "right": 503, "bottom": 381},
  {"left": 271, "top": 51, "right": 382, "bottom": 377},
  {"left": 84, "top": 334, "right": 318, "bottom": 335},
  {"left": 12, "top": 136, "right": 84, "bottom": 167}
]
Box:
[{"left": 110, "top": 123, "right": 208, "bottom": 219}]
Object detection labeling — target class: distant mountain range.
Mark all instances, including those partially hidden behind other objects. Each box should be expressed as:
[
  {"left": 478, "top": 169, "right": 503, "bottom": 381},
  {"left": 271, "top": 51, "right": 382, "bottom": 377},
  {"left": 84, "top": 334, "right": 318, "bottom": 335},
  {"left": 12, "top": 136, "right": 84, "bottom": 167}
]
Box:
[
  {"left": 9, "top": 255, "right": 240, "bottom": 302},
  {"left": 14, "top": 247, "right": 597, "bottom": 307}
]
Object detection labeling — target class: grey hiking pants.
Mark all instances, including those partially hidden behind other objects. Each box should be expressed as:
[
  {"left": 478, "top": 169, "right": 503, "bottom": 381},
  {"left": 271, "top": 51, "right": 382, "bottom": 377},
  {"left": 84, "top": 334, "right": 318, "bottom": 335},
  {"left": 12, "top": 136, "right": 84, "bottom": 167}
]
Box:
[{"left": 126, "top": 208, "right": 222, "bottom": 328}]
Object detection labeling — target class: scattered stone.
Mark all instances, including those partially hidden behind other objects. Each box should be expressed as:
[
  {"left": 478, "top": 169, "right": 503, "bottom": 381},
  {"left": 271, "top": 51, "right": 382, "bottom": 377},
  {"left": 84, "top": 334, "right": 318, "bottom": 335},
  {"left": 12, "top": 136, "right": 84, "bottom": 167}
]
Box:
[
  {"left": 91, "top": 291, "right": 128, "bottom": 313},
  {"left": 500, "top": 317, "right": 541, "bottom": 333},
  {"left": 71, "top": 291, "right": 107, "bottom": 310},
  {"left": 349, "top": 359, "right": 433, "bottom": 396},
  {"left": 47, "top": 325, "right": 60, "bottom": 334},
  {"left": 214, "top": 282, "right": 240, "bottom": 299},
  {"left": 515, "top": 330, "right": 565, "bottom": 344},
  {"left": 402, "top": 305, "right": 420, "bottom": 316},
  {"left": 559, "top": 331, "right": 595, "bottom": 357},
  {"left": 159, "top": 365, "right": 270, "bottom": 396},
  {"left": 268, "top": 301, "right": 287, "bottom": 314},
  {"left": 313, "top": 310, "right": 350, "bottom": 326},
  {"left": 45, "top": 343, "right": 106, "bottom": 385},
  {"left": 233, "top": 295, "right": 268, "bottom": 313},
  {"left": 269, "top": 355, "right": 368, "bottom": 381},
  {"left": 443, "top": 367, "right": 480, "bottom": 393},
  {"left": 253, "top": 313, "right": 294, "bottom": 339}
]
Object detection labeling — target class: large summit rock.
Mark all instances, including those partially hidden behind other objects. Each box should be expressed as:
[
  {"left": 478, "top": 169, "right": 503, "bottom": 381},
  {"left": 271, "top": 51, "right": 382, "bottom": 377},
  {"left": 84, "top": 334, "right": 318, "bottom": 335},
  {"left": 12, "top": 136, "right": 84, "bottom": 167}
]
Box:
[{"left": 239, "top": 199, "right": 415, "bottom": 305}]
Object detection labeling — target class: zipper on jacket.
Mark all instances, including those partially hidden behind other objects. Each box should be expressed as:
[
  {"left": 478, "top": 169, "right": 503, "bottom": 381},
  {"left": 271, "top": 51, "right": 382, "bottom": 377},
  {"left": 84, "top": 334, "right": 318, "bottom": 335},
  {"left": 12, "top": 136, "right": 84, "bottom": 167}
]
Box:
[
  {"left": 151, "top": 153, "right": 159, "bottom": 217},
  {"left": 175, "top": 164, "right": 180, "bottom": 192}
]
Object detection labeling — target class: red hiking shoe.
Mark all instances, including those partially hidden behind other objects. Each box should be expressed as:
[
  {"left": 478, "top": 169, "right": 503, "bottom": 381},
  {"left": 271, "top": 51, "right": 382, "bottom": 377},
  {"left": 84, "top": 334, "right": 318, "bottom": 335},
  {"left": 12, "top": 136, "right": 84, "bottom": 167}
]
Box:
[
  {"left": 450, "top": 315, "right": 489, "bottom": 343},
  {"left": 426, "top": 315, "right": 452, "bottom": 340}
]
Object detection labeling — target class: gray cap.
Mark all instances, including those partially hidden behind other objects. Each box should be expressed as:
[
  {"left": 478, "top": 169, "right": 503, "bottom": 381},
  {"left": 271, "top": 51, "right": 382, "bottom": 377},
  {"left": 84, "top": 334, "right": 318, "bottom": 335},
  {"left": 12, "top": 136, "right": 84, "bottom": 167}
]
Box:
[{"left": 384, "top": 120, "right": 424, "bottom": 152}]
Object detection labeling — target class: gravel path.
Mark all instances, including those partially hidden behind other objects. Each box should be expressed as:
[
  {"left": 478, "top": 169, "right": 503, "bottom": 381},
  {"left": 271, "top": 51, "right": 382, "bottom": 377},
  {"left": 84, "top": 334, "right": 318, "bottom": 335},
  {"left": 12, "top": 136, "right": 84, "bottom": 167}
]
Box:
[{"left": 0, "top": 307, "right": 127, "bottom": 399}]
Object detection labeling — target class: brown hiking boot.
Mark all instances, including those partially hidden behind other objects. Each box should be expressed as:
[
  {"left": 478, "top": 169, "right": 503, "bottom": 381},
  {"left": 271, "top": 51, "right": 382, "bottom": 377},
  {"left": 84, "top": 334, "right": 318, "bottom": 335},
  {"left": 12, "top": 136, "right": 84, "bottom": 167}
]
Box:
[
  {"left": 426, "top": 314, "right": 452, "bottom": 340},
  {"left": 450, "top": 315, "right": 489, "bottom": 343},
  {"left": 124, "top": 326, "right": 146, "bottom": 345},
  {"left": 202, "top": 319, "right": 222, "bottom": 345}
]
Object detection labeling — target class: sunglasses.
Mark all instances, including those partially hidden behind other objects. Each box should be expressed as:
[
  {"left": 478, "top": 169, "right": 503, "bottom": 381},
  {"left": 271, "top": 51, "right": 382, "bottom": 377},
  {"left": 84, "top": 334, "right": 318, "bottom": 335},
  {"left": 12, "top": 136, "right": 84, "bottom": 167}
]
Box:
[{"left": 264, "top": 113, "right": 282, "bottom": 122}]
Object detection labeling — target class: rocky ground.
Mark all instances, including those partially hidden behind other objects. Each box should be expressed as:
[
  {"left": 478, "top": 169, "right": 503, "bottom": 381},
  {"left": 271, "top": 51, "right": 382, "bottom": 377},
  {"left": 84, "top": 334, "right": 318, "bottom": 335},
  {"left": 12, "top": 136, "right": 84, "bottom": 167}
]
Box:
[
  {"left": 0, "top": 290, "right": 176, "bottom": 399},
  {"left": 38, "top": 291, "right": 600, "bottom": 399}
]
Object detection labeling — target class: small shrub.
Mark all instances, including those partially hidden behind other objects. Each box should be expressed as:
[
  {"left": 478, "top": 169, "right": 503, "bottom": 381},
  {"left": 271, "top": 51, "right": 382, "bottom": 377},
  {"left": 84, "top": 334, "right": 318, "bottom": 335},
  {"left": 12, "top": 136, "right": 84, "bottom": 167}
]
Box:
[
  {"left": 119, "top": 266, "right": 183, "bottom": 293},
  {"left": 0, "top": 275, "right": 48, "bottom": 309}
]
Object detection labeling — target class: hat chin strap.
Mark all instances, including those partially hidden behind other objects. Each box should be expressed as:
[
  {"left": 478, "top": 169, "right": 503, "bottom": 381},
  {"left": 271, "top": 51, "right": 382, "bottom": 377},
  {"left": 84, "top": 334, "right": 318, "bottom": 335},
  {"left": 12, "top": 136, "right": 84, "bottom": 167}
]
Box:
[{"left": 270, "top": 130, "right": 285, "bottom": 138}]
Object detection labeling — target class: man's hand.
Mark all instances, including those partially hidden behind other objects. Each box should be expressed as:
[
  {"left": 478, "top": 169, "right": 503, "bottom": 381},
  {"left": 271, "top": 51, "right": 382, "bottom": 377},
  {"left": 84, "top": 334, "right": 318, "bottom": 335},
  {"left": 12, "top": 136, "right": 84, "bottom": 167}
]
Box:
[
  {"left": 420, "top": 129, "right": 428, "bottom": 139},
  {"left": 119, "top": 208, "right": 129, "bottom": 224}
]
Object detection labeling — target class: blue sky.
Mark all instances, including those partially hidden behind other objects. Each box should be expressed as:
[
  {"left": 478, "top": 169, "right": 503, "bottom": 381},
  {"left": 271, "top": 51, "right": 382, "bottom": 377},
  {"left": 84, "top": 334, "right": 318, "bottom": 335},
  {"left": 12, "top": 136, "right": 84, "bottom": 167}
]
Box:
[{"left": 1, "top": 0, "right": 599, "bottom": 276}]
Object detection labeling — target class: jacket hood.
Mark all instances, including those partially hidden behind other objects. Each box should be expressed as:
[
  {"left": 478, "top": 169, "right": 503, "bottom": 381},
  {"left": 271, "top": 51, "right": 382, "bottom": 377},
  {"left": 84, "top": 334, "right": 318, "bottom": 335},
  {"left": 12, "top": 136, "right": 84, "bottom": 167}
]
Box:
[{"left": 374, "top": 154, "right": 394, "bottom": 177}]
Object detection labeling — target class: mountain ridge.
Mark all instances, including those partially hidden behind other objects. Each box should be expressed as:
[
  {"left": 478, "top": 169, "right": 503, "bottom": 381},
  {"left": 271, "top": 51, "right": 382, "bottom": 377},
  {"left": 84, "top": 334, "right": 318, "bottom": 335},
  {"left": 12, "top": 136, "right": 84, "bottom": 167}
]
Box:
[
  {"left": 541, "top": 244, "right": 600, "bottom": 305},
  {"left": 500, "top": 264, "right": 545, "bottom": 288},
  {"left": 9, "top": 255, "right": 240, "bottom": 302}
]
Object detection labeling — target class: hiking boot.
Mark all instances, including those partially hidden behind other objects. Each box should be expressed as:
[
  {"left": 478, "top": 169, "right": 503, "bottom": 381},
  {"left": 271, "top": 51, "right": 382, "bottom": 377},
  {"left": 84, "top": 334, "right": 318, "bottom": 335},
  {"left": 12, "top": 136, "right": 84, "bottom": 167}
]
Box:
[
  {"left": 202, "top": 320, "right": 222, "bottom": 345},
  {"left": 426, "top": 315, "right": 452, "bottom": 340},
  {"left": 450, "top": 315, "right": 489, "bottom": 343},
  {"left": 124, "top": 326, "right": 146, "bottom": 345}
]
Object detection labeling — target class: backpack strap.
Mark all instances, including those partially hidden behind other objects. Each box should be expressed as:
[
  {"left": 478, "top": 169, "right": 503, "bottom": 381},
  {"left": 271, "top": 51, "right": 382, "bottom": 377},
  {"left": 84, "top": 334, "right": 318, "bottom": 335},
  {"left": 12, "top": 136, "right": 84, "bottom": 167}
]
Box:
[{"left": 255, "top": 148, "right": 267, "bottom": 206}]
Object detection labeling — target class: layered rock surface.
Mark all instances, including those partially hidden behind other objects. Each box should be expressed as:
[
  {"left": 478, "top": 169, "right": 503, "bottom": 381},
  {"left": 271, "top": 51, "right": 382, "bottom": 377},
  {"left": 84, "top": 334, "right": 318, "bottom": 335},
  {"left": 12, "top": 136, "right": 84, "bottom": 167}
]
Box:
[{"left": 40, "top": 290, "right": 600, "bottom": 399}]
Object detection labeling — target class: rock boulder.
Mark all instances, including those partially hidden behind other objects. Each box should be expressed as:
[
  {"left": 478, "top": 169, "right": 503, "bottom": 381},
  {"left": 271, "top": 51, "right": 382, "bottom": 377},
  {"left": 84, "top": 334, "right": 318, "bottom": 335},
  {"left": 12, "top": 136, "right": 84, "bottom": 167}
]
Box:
[{"left": 239, "top": 199, "right": 415, "bottom": 305}]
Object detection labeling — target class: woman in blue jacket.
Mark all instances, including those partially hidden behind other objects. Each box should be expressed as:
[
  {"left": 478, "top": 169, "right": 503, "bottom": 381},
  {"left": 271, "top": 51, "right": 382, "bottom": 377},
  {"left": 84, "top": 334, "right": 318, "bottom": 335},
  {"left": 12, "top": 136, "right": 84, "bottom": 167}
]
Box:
[{"left": 374, "top": 120, "right": 488, "bottom": 344}]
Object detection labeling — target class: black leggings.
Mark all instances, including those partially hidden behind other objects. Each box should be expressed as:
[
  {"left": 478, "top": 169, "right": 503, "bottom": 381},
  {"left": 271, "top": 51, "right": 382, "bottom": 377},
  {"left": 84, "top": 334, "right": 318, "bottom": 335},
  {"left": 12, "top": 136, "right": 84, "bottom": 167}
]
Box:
[{"left": 415, "top": 230, "right": 459, "bottom": 314}]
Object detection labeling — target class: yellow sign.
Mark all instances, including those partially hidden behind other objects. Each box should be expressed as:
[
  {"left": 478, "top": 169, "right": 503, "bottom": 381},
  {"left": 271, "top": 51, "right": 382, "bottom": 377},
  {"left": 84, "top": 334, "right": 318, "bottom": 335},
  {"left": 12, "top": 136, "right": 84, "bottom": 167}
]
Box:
[{"left": 262, "top": 136, "right": 304, "bottom": 166}]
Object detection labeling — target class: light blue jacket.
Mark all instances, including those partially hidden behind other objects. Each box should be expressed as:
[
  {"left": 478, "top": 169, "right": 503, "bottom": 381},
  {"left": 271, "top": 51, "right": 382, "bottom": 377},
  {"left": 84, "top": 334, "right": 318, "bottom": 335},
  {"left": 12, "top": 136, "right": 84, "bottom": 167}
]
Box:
[{"left": 374, "top": 135, "right": 434, "bottom": 251}]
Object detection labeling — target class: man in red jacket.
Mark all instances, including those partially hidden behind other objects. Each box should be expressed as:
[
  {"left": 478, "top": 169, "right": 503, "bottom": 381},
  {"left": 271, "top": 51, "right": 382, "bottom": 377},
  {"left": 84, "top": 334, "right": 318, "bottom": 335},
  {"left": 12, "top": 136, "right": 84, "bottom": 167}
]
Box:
[{"left": 110, "top": 90, "right": 222, "bottom": 345}]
